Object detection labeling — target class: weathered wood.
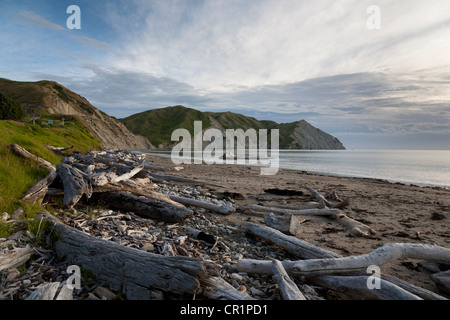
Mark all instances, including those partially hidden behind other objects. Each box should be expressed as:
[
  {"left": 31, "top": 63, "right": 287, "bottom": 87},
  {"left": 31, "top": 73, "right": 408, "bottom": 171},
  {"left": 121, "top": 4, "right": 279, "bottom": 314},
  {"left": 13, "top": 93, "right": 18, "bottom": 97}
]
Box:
[
  {"left": 304, "top": 185, "right": 331, "bottom": 208},
  {"left": 9, "top": 144, "right": 56, "bottom": 172},
  {"left": 113, "top": 161, "right": 145, "bottom": 182},
  {"left": 57, "top": 163, "right": 92, "bottom": 208},
  {"left": 237, "top": 259, "right": 297, "bottom": 275},
  {"left": 200, "top": 277, "right": 255, "bottom": 300},
  {"left": 169, "top": 195, "right": 236, "bottom": 215},
  {"left": 93, "top": 180, "right": 182, "bottom": 207},
  {"left": 186, "top": 227, "right": 217, "bottom": 245},
  {"left": 25, "top": 282, "right": 60, "bottom": 300},
  {"left": 242, "top": 204, "right": 374, "bottom": 237},
  {"left": 243, "top": 222, "right": 340, "bottom": 260},
  {"left": 310, "top": 275, "right": 422, "bottom": 300},
  {"left": 89, "top": 171, "right": 118, "bottom": 187},
  {"left": 25, "top": 282, "right": 73, "bottom": 300},
  {"left": 431, "top": 270, "right": 450, "bottom": 294},
  {"left": 272, "top": 260, "right": 307, "bottom": 300},
  {"left": 148, "top": 172, "right": 225, "bottom": 188},
  {"left": 290, "top": 243, "right": 450, "bottom": 276},
  {"left": 0, "top": 246, "right": 33, "bottom": 271},
  {"left": 40, "top": 211, "right": 206, "bottom": 298},
  {"left": 241, "top": 204, "right": 343, "bottom": 218},
  {"left": 89, "top": 191, "right": 193, "bottom": 223},
  {"left": 22, "top": 171, "right": 57, "bottom": 204},
  {"left": 383, "top": 274, "right": 448, "bottom": 300},
  {"left": 264, "top": 213, "right": 304, "bottom": 236}
]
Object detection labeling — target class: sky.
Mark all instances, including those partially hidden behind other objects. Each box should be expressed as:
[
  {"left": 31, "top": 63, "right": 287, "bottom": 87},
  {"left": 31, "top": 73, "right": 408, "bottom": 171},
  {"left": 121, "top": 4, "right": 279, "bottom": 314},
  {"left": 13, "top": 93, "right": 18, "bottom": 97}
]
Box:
[{"left": 1, "top": 0, "right": 450, "bottom": 149}]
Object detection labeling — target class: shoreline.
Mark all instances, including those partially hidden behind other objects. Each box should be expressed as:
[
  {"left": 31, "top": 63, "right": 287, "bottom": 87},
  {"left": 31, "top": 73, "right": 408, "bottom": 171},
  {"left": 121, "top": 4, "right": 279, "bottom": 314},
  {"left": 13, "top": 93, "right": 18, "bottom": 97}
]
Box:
[
  {"left": 145, "top": 152, "right": 450, "bottom": 295},
  {"left": 143, "top": 151, "right": 450, "bottom": 191}
]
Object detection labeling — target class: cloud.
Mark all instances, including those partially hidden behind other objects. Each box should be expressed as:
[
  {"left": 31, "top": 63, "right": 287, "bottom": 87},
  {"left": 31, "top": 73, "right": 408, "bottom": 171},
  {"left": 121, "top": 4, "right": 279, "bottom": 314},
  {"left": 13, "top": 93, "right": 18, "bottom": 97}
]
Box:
[{"left": 103, "top": 0, "right": 450, "bottom": 91}]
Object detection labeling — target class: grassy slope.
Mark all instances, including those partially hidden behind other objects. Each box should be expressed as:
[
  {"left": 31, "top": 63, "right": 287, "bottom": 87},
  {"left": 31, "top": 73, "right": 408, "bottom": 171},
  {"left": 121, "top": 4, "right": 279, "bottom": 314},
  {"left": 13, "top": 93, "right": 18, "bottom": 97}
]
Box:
[
  {"left": 121, "top": 105, "right": 212, "bottom": 146},
  {"left": 121, "top": 106, "right": 303, "bottom": 148},
  {"left": 0, "top": 119, "right": 101, "bottom": 236}
]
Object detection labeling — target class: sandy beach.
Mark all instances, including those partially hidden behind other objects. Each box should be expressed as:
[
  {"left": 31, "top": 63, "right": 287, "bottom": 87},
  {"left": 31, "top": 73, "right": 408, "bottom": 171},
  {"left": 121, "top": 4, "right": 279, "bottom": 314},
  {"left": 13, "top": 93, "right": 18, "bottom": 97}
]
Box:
[{"left": 147, "top": 154, "right": 450, "bottom": 295}]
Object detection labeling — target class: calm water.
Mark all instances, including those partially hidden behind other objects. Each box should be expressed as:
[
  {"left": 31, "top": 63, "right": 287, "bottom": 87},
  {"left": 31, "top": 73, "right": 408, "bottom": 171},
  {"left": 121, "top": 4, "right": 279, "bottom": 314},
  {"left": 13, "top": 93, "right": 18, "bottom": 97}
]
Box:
[{"left": 144, "top": 150, "right": 450, "bottom": 189}]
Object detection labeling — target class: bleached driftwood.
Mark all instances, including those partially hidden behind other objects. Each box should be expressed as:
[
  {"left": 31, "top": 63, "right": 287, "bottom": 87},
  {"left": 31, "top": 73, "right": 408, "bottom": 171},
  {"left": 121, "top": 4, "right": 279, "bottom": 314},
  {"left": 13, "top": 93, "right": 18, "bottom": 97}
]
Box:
[
  {"left": 22, "top": 171, "right": 57, "bottom": 204},
  {"left": 25, "top": 282, "right": 73, "bottom": 300},
  {"left": 304, "top": 185, "right": 331, "bottom": 208},
  {"left": 237, "top": 259, "right": 297, "bottom": 275},
  {"left": 431, "top": 270, "right": 450, "bottom": 294},
  {"left": 9, "top": 144, "right": 56, "bottom": 172},
  {"left": 310, "top": 275, "right": 422, "bottom": 300},
  {"left": 382, "top": 274, "right": 448, "bottom": 300},
  {"left": 113, "top": 160, "right": 145, "bottom": 182},
  {"left": 148, "top": 172, "right": 225, "bottom": 188},
  {"left": 243, "top": 222, "right": 340, "bottom": 260},
  {"left": 264, "top": 213, "right": 304, "bottom": 236},
  {"left": 56, "top": 163, "right": 92, "bottom": 208},
  {"left": 0, "top": 246, "right": 34, "bottom": 272},
  {"left": 303, "top": 186, "right": 374, "bottom": 237},
  {"left": 241, "top": 204, "right": 343, "bottom": 218},
  {"left": 272, "top": 260, "right": 307, "bottom": 300},
  {"left": 169, "top": 195, "right": 236, "bottom": 215},
  {"left": 89, "top": 171, "right": 118, "bottom": 187},
  {"left": 93, "top": 180, "right": 182, "bottom": 207},
  {"left": 40, "top": 211, "right": 207, "bottom": 298},
  {"left": 200, "top": 277, "right": 255, "bottom": 300},
  {"left": 290, "top": 243, "right": 450, "bottom": 276},
  {"left": 242, "top": 203, "right": 374, "bottom": 237},
  {"left": 89, "top": 191, "right": 193, "bottom": 223}
]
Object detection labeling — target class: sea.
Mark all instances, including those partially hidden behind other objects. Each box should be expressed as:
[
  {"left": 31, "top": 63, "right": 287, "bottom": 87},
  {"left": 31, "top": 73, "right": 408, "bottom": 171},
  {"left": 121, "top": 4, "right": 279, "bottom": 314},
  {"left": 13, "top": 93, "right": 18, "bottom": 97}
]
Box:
[{"left": 143, "top": 149, "right": 450, "bottom": 189}]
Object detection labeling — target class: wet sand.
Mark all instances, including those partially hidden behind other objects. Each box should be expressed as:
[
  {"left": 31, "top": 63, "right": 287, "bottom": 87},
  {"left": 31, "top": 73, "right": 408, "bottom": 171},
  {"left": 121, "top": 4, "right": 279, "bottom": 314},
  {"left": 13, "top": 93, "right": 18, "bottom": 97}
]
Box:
[{"left": 147, "top": 154, "right": 450, "bottom": 294}]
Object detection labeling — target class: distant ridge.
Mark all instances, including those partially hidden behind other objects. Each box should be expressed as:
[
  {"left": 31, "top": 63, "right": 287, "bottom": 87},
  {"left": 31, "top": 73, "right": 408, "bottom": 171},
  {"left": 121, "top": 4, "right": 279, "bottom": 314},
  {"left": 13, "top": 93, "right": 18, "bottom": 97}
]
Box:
[{"left": 120, "top": 105, "right": 345, "bottom": 150}]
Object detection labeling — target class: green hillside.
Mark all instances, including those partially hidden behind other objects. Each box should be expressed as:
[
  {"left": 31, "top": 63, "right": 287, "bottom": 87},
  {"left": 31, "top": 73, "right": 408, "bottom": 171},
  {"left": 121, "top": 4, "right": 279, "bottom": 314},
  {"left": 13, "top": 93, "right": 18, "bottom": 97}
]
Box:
[
  {"left": 120, "top": 105, "right": 212, "bottom": 146},
  {"left": 0, "top": 118, "right": 101, "bottom": 237},
  {"left": 120, "top": 105, "right": 345, "bottom": 150}
]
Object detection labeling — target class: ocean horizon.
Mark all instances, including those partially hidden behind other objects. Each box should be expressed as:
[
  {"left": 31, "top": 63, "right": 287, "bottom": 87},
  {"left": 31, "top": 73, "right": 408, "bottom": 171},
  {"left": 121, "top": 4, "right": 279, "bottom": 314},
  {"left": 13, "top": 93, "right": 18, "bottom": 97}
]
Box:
[{"left": 144, "top": 149, "right": 450, "bottom": 189}]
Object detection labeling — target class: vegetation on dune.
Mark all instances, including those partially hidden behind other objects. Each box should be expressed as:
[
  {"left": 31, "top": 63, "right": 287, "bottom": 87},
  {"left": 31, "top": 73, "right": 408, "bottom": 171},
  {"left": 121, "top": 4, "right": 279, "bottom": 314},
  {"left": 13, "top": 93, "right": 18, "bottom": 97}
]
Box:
[{"left": 0, "top": 118, "right": 101, "bottom": 237}]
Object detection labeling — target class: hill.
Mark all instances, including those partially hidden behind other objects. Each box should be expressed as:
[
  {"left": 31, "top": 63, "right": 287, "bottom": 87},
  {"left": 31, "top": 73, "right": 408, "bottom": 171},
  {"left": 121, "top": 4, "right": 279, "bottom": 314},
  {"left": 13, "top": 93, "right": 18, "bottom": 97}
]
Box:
[
  {"left": 120, "top": 105, "right": 345, "bottom": 150},
  {"left": 0, "top": 78, "right": 153, "bottom": 150}
]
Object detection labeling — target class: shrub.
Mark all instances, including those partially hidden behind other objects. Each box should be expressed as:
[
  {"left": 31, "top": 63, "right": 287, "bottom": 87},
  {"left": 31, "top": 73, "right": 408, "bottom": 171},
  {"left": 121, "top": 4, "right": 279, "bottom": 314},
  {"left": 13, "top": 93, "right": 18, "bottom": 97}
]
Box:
[{"left": 0, "top": 93, "right": 26, "bottom": 120}]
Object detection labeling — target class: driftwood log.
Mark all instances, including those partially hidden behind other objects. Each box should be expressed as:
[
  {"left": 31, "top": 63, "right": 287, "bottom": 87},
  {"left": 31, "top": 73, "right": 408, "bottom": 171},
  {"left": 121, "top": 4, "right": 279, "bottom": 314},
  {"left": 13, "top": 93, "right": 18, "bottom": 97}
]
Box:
[
  {"left": 242, "top": 203, "right": 374, "bottom": 237},
  {"left": 92, "top": 180, "right": 182, "bottom": 207},
  {"left": 56, "top": 163, "right": 92, "bottom": 208},
  {"left": 169, "top": 195, "right": 236, "bottom": 215},
  {"left": 431, "top": 270, "right": 450, "bottom": 294},
  {"left": 40, "top": 211, "right": 208, "bottom": 299},
  {"left": 304, "top": 185, "right": 331, "bottom": 208},
  {"left": 25, "top": 282, "right": 73, "bottom": 300},
  {"left": 243, "top": 222, "right": 340, "bottom": 260},
  {"left": 0, "top": 246, "right": 33, "bottom": 272},
  {"left": 264, "top": 213, "right": 304, "bottom": 236},
  {"left": 272, "top": 260, "right": 306, "bottom": 300},
  {"left": 290, "top": 243, "right": 450, "bottom": 276},
  {"left": 89, "top": 192, "right": 193, "bottom": 223},
  {"left": 200, "top": 277, "right": 255, "bottom": 300},
  {"left": 22, "top": 171, "right": 57, "bottom": 204},
  {"left": 310, "top": 275, "right": 422, "bottom": 300},
  {"left": 9, "top": 144, "right": 56, "bottom": 172}
]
